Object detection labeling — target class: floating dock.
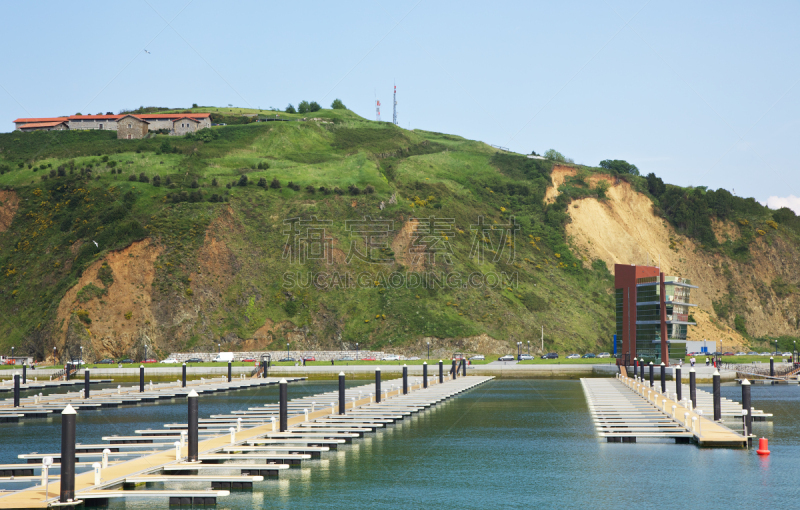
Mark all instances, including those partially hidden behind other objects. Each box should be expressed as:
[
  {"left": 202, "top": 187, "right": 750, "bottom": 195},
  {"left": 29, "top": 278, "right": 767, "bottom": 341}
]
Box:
[
  {"left": 0, "top": 375, "right": 300, "bottom": 423},
  {"left": 0, "top": 372, "right": 492, "bottom": 508},
  {"left": 581, "top": 373, "right": 751, "bottom": 447}
]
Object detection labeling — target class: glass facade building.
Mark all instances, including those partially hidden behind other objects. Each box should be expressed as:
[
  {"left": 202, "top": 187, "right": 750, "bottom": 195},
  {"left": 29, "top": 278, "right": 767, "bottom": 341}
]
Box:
[{"left": 614, "top": 265, "right": 697, "bottom": 365}]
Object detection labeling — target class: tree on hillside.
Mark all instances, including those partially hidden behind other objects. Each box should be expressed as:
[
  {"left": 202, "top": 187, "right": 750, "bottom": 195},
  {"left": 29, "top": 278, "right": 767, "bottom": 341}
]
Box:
[
  {"left": 331, "top": 98, "right": 346, "bottom": 110},
  {"left": 285, "top": 104, "right": 297, "bottom": 114},
  {"left": 544, "top": 149, "right": 566, "bottom": 163},
  {"left": 297, "top": 100, "right": 310, "bottom": 114},
  {"left": 599, "top": 159, "right": 639, "bottom": 176},
  {"left": 646, "top": 172, "right": 666, "bottom": 197},
  {"left": 309, "top": 101, "right": 321, "bottom": 112}
]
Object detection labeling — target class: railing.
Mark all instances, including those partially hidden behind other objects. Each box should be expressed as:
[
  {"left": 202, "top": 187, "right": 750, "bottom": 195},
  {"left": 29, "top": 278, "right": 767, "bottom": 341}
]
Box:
[{"left": 723, "top": 362, "right": 797, "bottom": 379}]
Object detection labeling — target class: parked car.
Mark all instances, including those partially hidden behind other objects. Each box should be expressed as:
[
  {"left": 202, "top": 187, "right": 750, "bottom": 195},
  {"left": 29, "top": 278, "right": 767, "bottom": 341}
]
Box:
[
  {"left": 160, "top": 358, "right": 179, "bottom": 364},
  {"left": 278, "top": 358, "right": 296, "bottom": 362},
  {"left": 735, "top": 352, "right": 746, "bottom": 356},
  {"left": 541, "top": 353, "right": 559, "bottom": 359},
  {"left": 759, "top": 352, "right": 771, "bottom": 356},
  {"left": 406, "top": 356, "right": 420, "bottom": 361},
  {"left": 498, "top": 355, "right": 515, "bottom": 361},
  {"left": 242, "top": 358, "right": 256, "bottom": 362},
  {"left": 566, "top": 353, "right": 580, "bottom": 359},
  {"left": 303, "top": 357, "right": 316, "bottom": 362},
  {"left": 185, "top": 358, "right": 203, "bottom": 364},
  {"left": 338, "top": 357, "right": 354, "bottom": 361},
  {"left": 361, "top": 357, "right": 376, "bottom": 361},
  {"left": 519, "top": 354, "right": 534, "bottom": 361},
  {"left": 118, "top": 358, "right": 133, "bottom": 364},
  {"left": 723, "top": 352, "right": 735, "bottom": 356},
  {"left": 597, "top": 352, "right": 611, "bottom": 358},
  {"left": 381, "top": 355, "right": 400, "bottom": 361},
  {"left": 782, "top": 352, "right": 792, "bottom": 357},
  {"left": 469, "top": 355, "right": 485, "bottom": 361},
  {"left": 582, "top": 353, "right": 596, "bottom": 359},
  {"left": 143, "top": 359, "right": 157, "bottom": 363},
  {"left": 97, "top": 358, "right": 114, "bottom": 364}
]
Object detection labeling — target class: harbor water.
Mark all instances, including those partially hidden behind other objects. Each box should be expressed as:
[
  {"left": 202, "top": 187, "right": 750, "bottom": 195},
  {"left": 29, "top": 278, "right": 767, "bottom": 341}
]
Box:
[{"left": 0, "top": 379, "right": 798, "bottom": 508}]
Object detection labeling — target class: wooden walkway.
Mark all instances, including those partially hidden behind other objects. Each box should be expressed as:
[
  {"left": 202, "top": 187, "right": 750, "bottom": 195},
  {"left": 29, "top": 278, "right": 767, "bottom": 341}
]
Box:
[
  {"left": 0, "top": 375, "right": 298, "bottom": 423},
  {"left": 581, "top": 374, "right": 747, "bottom": 447},
  {"left": 0, "top": 374, "right": 492, "bottom": 508}
]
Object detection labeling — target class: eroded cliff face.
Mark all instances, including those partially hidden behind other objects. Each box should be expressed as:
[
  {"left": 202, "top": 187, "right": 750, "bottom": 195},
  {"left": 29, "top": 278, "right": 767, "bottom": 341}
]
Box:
[{"left": 554, "top": 166, "right": 800, "bottom": 349}]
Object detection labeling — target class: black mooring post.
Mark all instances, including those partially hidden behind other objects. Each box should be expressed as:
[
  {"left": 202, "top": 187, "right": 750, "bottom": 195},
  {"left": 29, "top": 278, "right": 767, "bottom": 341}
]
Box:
[
  {"left": 13, "top": 374, "right": 20, "bottom": 407},
  {"left": 22, "top": 364, "right": 26, "bottom": 385},
  {"left": 689, "top": 368, "right": 697, "bottom": 409},
  {"left": 188, "top": 390, "right": 198, "bottom": 462},
  {"left": 742, "top": 379, "right": 752, "bottom": 445},
  {"left": 639, "top": 359, "right": 644, "bottom": 381},
  {"left": 139, "top": 365, "right": 145, "bottom": 393},
  {"left": 462, "top": 359, "right": 467, "bottom": 376},
  {"left": 182, "top": 363, "right": 187, "bottom": 388},
  {"left": 279, "top": 379, "right": 288, "bottom": 431},
  {"left": 375, "top": 368, "right": 381, "bottom": 403},
  {"left": 227, "top": 361, "right": 232, "bottom": 382},
  {"left": 60, "top": 404, "right": 77, "bottom": 503},
  {"left": 439, "top": 360, "right": 443, "bottom": 383},
  {"left": 649, "top": 362, "right": 654, "bottom": 388},
  {"left": 84, "top": 370, "right": 90, "bottom": 399},
  {"left": 423, "top": 363, "right": 428, "bottom": 388},
  {"left": 676, "top": 366, "right": 682, "bottom": 402},
  {"left": 770, "top": 357, "right": 775, "bottom": 377},
  {"left": 403, "top": 365, "right": 408, "bottom": 395},
  {"left": 713, "top": 369, "right": 721, "bottom": 421},
  {"left": 451, "top": 360, "right": 457, "bottom": 380},
  {"left": 338, "top": 372, "right": 345, "bottom": 415},
  {"left": 660, "top": 363, "right": 666, "bottom": 393},
  {"left": 634, "top": 358, "right": 639, "bottom": 379}
]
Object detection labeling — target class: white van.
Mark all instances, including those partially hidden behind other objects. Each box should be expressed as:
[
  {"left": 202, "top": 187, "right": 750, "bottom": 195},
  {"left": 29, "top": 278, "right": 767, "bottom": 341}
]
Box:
[{"left": 213, "top": 352, "right": 235, "bottom": 363}]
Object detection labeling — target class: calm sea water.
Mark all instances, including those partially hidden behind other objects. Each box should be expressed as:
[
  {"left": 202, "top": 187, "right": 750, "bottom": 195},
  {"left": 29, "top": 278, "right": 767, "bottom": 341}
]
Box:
[{"left": 1, "top": 379, "right": 799, "bottom": 509}]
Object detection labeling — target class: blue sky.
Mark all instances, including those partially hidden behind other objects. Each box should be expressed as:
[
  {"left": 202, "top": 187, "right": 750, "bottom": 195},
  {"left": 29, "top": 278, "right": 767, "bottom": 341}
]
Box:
[{"left": 2, "top": 0, "right": 799, "bottom": 210}]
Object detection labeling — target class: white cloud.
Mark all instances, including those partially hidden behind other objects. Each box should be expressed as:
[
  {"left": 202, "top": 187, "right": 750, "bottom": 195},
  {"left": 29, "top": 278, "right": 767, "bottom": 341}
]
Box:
[{"left": 764, "top": 195, "right": 800, "bottom": 214}]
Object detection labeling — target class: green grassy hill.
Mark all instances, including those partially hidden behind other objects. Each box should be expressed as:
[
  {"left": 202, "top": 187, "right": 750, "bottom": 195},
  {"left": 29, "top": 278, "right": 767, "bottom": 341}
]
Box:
[{"left": 1, "top": 107, "right": 799, "bottom": 361}]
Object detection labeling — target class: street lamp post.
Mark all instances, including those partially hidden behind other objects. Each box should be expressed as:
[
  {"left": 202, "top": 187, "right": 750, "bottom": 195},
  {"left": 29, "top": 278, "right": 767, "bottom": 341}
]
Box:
[
  {"left": 794, "top": 340, "right": 797, "bottom": 364},
  {"left": 79, "top": 346, "right": 83, "bottom": 371},
  {"left": 427, "top": 342, "right": 430, "bottom": 360},
  {"left": 10, "top": 347, "right": 14, "bottom": 364},
  {"left": 218, "top": 343, "right": 221, "bottom": 354},
  {"left": 356, "top": 343, "right": 359, "bottom": 361},
  {"left": 775, "top": 340, "right": 779, "bottom": 357},
  {"left": 286, "top": 343, "right": 290, "bottom": 360},
  {"left": 516, "top": 342, "right": 521, "bottom": 360},
  {"left": 527, "top": 341, "right": 530, "bottom": 355},
  {"left": 53, "top": 346, "right": 57, "bottom": 365}
]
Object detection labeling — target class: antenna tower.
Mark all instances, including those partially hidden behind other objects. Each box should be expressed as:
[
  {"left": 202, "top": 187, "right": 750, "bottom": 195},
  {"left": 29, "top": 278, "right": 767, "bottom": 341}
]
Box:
[
  {"left": 392, "top": 83, "right": 397, "bottom": 125},
  {"left": 376, "top": 99, "right": 381, "bottom": 122}
]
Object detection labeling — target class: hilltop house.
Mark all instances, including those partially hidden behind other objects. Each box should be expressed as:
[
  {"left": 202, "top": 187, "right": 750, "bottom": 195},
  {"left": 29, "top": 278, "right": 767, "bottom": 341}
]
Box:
[
  {"left": 12, "top": 113, "right": 211, "bottom": 135},
  {"left": 116, "top": 115, "right": 149, "bottom": 139}
]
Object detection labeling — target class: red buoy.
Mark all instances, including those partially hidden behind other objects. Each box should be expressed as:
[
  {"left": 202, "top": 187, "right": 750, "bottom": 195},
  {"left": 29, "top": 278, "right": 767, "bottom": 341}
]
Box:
[{"left": 757, "top": 437, "right": 770, "bottom": 455}]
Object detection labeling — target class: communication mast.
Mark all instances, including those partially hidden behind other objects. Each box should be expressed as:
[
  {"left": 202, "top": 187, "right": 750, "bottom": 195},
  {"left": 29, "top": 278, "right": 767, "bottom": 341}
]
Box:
[
  {"left": 392, "top": 83, "right": 397, "bottom": 125},
  {"left": 376, "top": 99, "right": 381, "bottom": 122}
]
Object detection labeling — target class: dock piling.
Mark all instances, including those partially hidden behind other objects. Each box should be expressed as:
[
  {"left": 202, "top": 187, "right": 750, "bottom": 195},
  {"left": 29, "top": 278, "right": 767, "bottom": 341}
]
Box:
[
  {"left": 22, "top": 364, "right": 26, "bottom": 384},
  {"left": 228, "top": 362, "right": 232, "bottom": 383},
  {"left": 742, "top": 379, "right": 752, "bottom": 444},
  {"left": 713, "top": 369, "right": 721, "bottom": 421},
  {"left": 689, "top": 368, "right": 697, "bottom": 409},
  {"left": 423, "top": 363, "right": 428, "bottom": 388},
  {"left": 676, "top": 366, "right": 682, "bottom": 402},
  {"left": 182, "top": 363, "right": 187, "bottom": 388},
  {"left": 375, "top": 368, "right": 381, "bottom": 403},
  {"left": 139, "top": 365, "right": 144, "bottom": 393},
  {"left": 649, "top": 362, "right": 654, "bottom": 387},
  {"left": 338, "top": 373, "right": 346, "bottom": 415},
  {"left": 174, "top": 441, "right": 181, "bottom": 461},
  {"left": 660, "top": 363, "right": 666, "bottom": 393},
  {"left": 60, "top": 404, "right": 77, "bottom": 503},
  {"left": 13, "top": 373, "right": 20, "bottom": 407},
  {"left": 280, "top": 379, "right": 288, "bottom": 432},
  {"left": 188, "top": 390, "right": 199, "bottom": 462},
  {"left": 85, "top": 370, "right": 90, "bottom": 399},
  {"left": 403, "top": 365, "right": 408, "bottom": 395},
  {"left": 770, "top": 357, "right": 774, "bottom": 377},
  {"left": 439, "top": 360, "right": 443, "bottom": 384},
  {"left": 102, "top": 449, "right": 109, "bottom": 469},
  {"left": 93, "top": 462, "right": 101, "bottom": 486}
]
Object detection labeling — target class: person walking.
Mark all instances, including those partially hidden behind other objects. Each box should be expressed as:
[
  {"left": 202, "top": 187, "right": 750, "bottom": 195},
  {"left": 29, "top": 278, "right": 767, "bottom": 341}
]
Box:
[
  {"left": 705, "top": 357, "right": 710, "bottom": 367},
  {"left": 690, "top": 357, "right": 696, "bottom": 367}
]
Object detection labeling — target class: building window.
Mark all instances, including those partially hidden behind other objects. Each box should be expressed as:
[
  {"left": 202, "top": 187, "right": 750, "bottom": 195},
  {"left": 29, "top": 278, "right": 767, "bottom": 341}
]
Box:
[{"left": 128, "top": 124, "right": 132, "bottom": 128}]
